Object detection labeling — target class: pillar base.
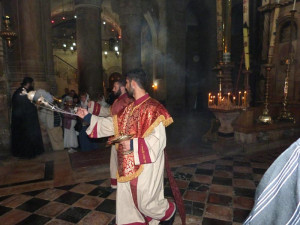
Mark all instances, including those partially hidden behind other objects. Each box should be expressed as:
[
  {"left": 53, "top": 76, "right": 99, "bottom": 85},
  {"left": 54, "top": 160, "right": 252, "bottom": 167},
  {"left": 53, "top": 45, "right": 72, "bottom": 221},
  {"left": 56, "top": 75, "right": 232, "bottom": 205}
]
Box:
[{"left": 212, "top": 136, "right": 243, "bottom": 156}]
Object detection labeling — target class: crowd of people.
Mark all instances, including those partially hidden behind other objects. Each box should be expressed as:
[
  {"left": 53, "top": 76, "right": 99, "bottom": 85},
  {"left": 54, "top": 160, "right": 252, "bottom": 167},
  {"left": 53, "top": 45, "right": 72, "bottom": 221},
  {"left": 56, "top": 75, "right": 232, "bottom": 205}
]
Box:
[{"left": 11, "top": 77, "right": 119, "bottom": 157}]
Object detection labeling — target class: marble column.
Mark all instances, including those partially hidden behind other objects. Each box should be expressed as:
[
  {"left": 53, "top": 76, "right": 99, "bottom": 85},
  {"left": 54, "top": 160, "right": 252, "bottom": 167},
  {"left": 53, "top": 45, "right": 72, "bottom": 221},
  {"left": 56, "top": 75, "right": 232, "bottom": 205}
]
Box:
[
  {"left": 75, "top": 0, "right": 103, "bottom": 99},
  {"left": 119, "top": 0, "right": 142, "bottom": 74}
]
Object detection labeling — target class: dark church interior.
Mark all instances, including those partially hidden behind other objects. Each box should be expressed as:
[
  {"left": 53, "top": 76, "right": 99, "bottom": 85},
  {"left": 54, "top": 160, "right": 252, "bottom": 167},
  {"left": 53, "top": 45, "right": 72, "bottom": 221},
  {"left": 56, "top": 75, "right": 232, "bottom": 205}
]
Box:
[{"left": 0, "top": 0, "right": 300, "bottom": 224}]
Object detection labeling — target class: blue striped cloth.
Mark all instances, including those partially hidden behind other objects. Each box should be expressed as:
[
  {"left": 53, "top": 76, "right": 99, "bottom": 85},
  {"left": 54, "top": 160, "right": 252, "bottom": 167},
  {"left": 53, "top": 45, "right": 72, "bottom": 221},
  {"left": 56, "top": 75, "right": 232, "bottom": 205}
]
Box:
[{"left": 244, "top": 138, "right": 300, "bottom": 225}]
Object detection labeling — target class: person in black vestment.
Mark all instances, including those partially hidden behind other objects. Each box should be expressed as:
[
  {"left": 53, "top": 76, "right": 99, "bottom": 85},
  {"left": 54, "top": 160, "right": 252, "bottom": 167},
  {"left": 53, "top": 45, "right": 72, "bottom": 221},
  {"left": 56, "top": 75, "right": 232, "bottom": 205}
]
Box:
[{"left": 11, "top": 77, "right": 44, "bottom": 158}]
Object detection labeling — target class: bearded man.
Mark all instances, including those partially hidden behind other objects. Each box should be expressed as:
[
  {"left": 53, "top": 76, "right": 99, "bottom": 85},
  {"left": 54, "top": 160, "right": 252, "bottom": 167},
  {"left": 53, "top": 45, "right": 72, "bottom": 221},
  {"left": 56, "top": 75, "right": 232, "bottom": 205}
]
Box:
[
  {"left": 88, "top": 78, "right": 133, "bottom": 189},
  {"left": 77, "top": 69, "right": 178, "bottom": 225}
]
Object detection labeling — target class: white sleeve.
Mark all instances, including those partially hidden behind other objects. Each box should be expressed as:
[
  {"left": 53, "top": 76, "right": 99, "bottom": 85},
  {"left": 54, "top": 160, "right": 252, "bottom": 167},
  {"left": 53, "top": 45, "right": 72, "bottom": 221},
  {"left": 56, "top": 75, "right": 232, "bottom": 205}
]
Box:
[
  {"left": 86, "top": 115, "right": 114, "bottom": 138},
  {"left": 132, "top": 122, "right": 166, "bottom": 165}
]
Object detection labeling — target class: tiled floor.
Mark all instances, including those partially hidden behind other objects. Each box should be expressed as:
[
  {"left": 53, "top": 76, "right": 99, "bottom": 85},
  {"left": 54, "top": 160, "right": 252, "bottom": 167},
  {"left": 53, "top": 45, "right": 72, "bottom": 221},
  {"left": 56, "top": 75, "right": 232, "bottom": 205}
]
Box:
[{"left": 0, "top": 147, "right": 284, "bottom": 225}]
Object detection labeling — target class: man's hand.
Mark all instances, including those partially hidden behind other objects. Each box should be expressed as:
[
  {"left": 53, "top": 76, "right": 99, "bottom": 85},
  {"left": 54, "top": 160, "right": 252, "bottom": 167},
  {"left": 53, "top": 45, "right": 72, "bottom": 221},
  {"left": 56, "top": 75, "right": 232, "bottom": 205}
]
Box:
[
  {"left": 120, "top": 140, "right": 131, "bottom": 151},
  {"left": 76, "top": 108, "right": 88, "bottom": 118},
  {"left": 87, "top": 100, "right": 93, "bottom": 108}
]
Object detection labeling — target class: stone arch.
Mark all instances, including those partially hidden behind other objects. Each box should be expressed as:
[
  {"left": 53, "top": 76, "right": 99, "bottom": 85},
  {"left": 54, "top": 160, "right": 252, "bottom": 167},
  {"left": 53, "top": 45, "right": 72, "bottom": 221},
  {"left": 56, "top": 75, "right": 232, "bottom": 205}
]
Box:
[
  {"left": 271, "top": 16, "right": 299, "bottom": 101},
  {"left": 143, "top": 10, "right": 158, "bottom": 85},
  {"left": 278, "top": 17, "right": 298, "bottom": 43}
]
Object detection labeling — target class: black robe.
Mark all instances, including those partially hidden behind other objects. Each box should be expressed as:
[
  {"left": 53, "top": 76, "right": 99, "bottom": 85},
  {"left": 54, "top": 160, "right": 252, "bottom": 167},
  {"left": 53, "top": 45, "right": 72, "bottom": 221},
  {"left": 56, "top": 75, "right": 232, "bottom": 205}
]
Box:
[{"left": 11, "top": 87, "right": 44, "bottom": 158}]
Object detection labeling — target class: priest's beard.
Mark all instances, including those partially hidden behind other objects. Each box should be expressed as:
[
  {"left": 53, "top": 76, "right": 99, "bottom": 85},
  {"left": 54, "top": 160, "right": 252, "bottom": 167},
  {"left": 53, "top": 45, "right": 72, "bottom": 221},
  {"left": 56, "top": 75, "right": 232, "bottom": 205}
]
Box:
[
  {"left": 114, "top": 88, "right": 121, "bottom": 98},
  {"left": 127, "top": 84, "right": 134, "bottom": 98}
]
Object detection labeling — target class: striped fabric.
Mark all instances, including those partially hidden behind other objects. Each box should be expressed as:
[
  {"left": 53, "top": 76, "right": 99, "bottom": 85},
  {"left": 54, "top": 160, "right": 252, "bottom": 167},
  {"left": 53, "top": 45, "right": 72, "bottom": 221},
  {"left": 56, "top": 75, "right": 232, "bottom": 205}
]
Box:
[{"left": 244, "top": 139, "right": 300, "bottom": 225}]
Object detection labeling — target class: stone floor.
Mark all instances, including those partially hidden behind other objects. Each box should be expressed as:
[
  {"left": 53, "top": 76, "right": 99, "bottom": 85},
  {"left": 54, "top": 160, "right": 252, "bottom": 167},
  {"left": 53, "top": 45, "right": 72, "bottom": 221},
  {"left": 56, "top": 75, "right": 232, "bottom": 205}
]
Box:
[
  {"left": 0, "top": 145, "right": 285, "bottom": 225},
  {"left": 0, "top": 111, "right": 290, "bottom": 224}
]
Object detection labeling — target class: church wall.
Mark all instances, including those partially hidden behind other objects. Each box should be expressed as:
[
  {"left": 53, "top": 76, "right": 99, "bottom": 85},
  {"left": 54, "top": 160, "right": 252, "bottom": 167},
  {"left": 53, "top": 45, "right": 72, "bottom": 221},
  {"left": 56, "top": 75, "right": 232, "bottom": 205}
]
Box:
[
  {"left": 268, "top": 3, "right": 300, "bottom": 105},
  {"left": 53, "top": 49, "right": 121, "bottom": 97}
]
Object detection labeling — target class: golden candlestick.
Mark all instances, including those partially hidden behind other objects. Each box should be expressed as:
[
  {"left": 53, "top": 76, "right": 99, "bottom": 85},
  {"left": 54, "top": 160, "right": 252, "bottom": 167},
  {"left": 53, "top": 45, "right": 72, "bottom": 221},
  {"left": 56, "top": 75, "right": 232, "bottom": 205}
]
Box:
[
  {"left": 258, "top": 3, "right": 281, "bottom": 124},
  {"left": 258, "top": 64, "right": 273, "bottom": 124},
  {"left": 0, "top": 16, "right": 17, "bottom": 48},
  {"left": 277, "top": 9, "right": 296, "bottom": 123}
]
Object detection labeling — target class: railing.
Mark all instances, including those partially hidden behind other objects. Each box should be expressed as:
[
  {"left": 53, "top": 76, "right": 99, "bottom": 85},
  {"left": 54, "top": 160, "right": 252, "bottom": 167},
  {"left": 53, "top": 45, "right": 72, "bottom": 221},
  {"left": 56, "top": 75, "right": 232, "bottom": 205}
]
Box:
[{"left": 53, "top": 55, "right": 78, "bottom": 95}]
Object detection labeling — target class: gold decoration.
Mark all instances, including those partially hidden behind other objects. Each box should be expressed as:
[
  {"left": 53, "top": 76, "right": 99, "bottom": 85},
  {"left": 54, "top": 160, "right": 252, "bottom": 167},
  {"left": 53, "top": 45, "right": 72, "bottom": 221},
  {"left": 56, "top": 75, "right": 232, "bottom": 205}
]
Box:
[
  {"left": 258, "top": 3, "right": 281, "bottom": 124},
  {"left": 117, "top": 165, "right": 144, "bottom": 183},
  {"left": 0, "top": 16, "right": 17, "bottom": 48},
  {"left": 277, "top": 9, "right": 296, "bottom": 123},
  {"left": 258, "top": 64, "right": 273, "bottom": 124}
]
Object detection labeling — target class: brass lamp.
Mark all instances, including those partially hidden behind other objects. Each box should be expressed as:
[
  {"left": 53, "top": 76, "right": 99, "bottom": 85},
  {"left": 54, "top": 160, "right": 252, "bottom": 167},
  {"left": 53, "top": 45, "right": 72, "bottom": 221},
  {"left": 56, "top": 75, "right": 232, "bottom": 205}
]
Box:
[{"left": 0, "top": 16, "right": 17, "bottom": 48}]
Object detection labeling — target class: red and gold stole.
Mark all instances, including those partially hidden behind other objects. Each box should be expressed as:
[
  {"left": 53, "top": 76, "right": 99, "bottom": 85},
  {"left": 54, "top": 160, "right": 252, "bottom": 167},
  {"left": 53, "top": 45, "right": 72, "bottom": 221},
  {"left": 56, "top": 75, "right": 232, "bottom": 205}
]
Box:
[{"left": 113, "top": 94, "right": 173, "bottom": 183}]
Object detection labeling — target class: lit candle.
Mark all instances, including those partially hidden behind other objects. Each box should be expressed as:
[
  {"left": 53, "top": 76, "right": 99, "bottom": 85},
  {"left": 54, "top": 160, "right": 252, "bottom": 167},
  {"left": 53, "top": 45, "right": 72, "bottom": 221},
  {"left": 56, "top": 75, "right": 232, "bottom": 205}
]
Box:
[
  {"left": 238, "top": 91, "right": 241, "bottom": 106},
  {"left": 233, "top": 96, "right": 236, "bottom": 105},
  {"left": 293, "top": 0, "right": 296, "bottom": 10},
  {"left": 208, "top": 93, "right": 211, "bottom": 105},
  {"left": 242, "top": 96, "right": 245, "bottom": 106},
  {"left": 228, "top": 92, "right": 230, "bottom": 102}
]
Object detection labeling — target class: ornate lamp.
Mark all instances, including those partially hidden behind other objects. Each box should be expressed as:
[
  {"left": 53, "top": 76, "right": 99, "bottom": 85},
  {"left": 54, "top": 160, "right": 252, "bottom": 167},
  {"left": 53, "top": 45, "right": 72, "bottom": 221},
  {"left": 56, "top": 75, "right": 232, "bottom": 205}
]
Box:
[{"left": 0, "top": 16, "right": 17, "bottom": 48}]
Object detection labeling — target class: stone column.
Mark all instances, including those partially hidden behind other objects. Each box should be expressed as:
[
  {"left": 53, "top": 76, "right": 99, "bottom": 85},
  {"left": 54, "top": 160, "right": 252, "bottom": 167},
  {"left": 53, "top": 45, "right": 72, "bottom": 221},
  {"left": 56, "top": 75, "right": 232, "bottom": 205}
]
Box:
[
  {"left": 0, "top": 2, "right": 11, "bottom": 156},
  {"left": 119, "top": 0, "right": 142, "bottom": 74},
  {"left": 165, "top": 0, "right": 187, "bottom": 110},
  {"left": 75, "top": 0, "right": 103, "bottom": 99},
  {"left": 17, "top": 0, "right": 48, "bottom": 90},
  {"left": 41, "top": 0, "right": 57, "bottom": 94}
]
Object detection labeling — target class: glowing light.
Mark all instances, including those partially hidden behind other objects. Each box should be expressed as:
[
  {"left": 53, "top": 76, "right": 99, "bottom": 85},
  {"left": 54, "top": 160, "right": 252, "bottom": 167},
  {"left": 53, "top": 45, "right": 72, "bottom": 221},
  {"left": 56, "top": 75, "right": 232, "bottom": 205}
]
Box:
[
  {"left": 73, "top": 42, "right": 76, "bottom": 46},
  {"left": 114, "top": 46, "right": 119, "bottom": 51},
  {"left": 116, "top": 51, "right": 120, "bottom": 55},
  {"left": 70, "top": 46, "right": 74, "bottom": 51},
  {"left": 62, "top": 16, "right": 66, "bottom": 20},
  {"left": 63, "top": 44, "right": 67, "bottom": 48},
  {"left": 104, "top": 51, "right": 108, "bottom": 55},
  {"left": 74, "top": 15, "right": 77, "bottom": 18},
  {"left": 152, "top": 82, "right": 158, "bottom": 90},
  {"left": 51, "top": 20, "right": 55, "bottom": 24},
  {"left": 103, "top": 21, "right": 106, "bottom": 25}
]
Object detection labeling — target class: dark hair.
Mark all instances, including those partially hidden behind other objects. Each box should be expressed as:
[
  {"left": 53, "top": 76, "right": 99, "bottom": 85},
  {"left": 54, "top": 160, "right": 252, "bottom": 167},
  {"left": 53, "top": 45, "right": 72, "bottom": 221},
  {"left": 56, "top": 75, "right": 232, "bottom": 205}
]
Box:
[
  {"left": 114, "top": 77, "right": 126, "bottom": 87},
  {"left": 79, "top": 91, "right": 87, "bottom": 97},
  {"left": 21, "top": 77, "right": 33, "bottom": 86},
  {"left": 125, "top": 69, "right": 148, "bottom": 90}
]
